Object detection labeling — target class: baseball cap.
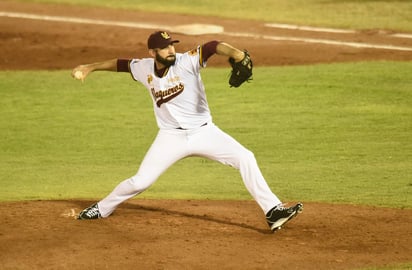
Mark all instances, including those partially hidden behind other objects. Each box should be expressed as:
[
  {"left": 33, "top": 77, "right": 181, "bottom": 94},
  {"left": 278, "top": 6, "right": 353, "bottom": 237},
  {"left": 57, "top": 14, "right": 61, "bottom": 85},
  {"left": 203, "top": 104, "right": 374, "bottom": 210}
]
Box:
[{"left": 147, "top": 31, "right": 179, "bottom": 49}]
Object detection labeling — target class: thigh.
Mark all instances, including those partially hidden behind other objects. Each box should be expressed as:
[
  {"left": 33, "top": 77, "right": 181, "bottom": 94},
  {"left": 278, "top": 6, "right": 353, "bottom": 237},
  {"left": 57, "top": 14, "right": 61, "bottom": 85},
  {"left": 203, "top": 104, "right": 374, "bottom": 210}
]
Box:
[
  {"left": 189, "top": 123, "right": 250, "bottom": 167},
  {"left": 136, "top": 129, "right": 189, "bottom": 180}
]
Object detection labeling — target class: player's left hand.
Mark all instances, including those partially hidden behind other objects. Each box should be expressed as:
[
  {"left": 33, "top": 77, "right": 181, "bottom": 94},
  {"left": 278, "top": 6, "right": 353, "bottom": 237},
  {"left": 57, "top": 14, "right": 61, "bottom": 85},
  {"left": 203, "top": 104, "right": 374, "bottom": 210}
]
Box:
[{"left": 228, "top": 50, "right": 253, "bottom": 88}]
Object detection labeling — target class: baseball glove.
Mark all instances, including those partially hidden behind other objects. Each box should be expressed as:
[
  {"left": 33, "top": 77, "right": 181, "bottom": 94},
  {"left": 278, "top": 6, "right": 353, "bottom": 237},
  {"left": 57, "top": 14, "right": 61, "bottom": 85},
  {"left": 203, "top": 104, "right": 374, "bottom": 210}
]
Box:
[{"left": 228, "top": 50, "right": 253, "bottom": 87}]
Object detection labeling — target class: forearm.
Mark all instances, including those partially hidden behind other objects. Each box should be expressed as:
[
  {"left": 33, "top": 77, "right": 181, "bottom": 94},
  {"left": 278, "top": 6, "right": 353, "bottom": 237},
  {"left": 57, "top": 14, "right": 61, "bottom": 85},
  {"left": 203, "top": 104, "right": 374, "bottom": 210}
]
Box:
[
  {"left": 72, "top": 58, "right": 120, "bottom": 81},
  {"left": 81, "top": 59, "right": 118, "bottom": 73},
  {"left": 216, "top": 42, "right": 245, "bottom": 62}
]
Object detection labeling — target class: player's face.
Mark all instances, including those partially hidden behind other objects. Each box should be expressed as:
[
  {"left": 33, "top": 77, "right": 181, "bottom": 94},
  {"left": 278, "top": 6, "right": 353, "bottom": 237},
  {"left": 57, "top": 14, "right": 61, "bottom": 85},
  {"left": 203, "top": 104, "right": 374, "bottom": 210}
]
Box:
[{"left": 154, "top": 44, "right": 176, "bottom": 67}]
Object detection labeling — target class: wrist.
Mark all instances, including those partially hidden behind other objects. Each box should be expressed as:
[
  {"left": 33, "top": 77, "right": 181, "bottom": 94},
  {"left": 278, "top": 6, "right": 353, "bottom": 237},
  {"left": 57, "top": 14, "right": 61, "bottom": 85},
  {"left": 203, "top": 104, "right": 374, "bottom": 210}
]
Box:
[
  {"left": 217, "top": 42, "right": 243, "bottom": 61},
  {"left": 232, "top": 50, "right": 245, "bottom": 62}
]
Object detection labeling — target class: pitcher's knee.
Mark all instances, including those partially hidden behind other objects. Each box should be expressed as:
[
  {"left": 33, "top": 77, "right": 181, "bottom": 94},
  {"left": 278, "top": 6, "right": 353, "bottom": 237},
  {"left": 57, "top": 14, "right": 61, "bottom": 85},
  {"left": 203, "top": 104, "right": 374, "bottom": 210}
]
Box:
[
  {"left": 128, "top": 175, "right": 154, "bottom": 193},
  {"left": 238, "top": 148, "right": 257, "bottom": 165}
]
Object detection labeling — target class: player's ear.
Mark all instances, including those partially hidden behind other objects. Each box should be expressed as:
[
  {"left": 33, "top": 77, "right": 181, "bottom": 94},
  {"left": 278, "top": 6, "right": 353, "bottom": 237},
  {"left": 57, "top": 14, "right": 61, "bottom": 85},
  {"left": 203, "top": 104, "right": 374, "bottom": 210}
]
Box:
[{"left": 148, "top": 49, "right": 156, "bottom": 57}]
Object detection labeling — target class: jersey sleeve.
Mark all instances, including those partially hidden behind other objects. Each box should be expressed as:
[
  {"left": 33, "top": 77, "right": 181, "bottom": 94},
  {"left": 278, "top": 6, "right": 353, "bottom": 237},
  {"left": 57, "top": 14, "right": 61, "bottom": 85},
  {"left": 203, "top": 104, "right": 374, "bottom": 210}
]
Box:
[
  {"left": 183, "top": 42, "right": 215, "bottom": 73},
  {"left": 128, "top": 58, "right": 147, "bottom": 82},
  {"left": 190, "top": 40, "right": 219, "bottom": 69},
  {"left": 201, "top": 40, "right": 219, "bottom": 63},
  {"left": 117, "top": 59, "right": 131, "bottom": 72}
]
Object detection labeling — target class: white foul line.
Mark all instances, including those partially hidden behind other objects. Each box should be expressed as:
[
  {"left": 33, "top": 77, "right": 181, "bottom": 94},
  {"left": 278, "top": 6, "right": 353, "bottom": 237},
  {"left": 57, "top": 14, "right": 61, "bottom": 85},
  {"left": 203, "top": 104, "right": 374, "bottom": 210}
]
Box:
[
  {"left": 265, "top": 23, "right": 356, "bottom": 34},
  {"left": 0, "top": 11, "right": 168, "bottom": 30},
  {"left": 0, "top": 11, "right": 223, "bottom": 35},
  {"left": 1, "top": 11, "right": 412, "bottom": 52},
  {"left": 225, "top": 31, "right": 412, "bottom": 52},
  {"left": 392, "top": 33, "right": 412, "bottom": 39},
  {"left": 266, "top": 22, "right": 412, "bottom": 41}
]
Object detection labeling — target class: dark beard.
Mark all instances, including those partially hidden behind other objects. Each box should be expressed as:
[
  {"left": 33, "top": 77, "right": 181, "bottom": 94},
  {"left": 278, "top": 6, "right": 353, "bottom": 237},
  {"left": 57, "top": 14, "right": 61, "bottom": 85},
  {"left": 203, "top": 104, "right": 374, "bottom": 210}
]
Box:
[{"left": 155, "top": 53, "right": 176, "bottom": 67}]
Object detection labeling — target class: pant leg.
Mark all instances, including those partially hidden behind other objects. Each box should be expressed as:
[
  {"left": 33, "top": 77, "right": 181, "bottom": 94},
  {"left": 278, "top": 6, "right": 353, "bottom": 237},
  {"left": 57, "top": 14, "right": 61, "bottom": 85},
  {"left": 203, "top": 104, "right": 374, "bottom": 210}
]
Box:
[
  {"left": 98, "top": 129, "right": 189, "bottom": 217},
  {"left": 189, "top": 123, "right": 281, "bottom": 214}
]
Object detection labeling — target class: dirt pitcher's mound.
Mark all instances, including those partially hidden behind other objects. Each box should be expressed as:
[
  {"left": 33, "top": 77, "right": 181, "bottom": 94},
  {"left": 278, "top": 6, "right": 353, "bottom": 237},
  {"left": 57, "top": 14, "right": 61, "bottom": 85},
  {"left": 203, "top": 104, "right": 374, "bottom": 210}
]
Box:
[{"left": 0, "top": 200, "right": 410, "bottom": 270}]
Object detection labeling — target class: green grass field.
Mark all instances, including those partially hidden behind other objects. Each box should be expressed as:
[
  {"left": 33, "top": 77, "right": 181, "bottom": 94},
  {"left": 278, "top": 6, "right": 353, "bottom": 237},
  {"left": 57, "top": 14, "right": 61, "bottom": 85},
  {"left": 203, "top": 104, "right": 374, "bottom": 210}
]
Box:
[{"left": 1, "top": 62, "right": 411, "bottom": 209}]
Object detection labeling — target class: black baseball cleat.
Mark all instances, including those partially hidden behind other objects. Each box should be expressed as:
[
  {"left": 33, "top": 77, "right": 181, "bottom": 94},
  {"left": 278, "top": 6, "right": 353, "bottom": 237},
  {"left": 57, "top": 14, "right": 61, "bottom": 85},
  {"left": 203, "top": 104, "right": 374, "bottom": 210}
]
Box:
[
  {"left": 77, "top": 203, "right": 102, "bottom": 220},
  {"left": 266, "top": 202, "right": 303, "bottom": 231}
]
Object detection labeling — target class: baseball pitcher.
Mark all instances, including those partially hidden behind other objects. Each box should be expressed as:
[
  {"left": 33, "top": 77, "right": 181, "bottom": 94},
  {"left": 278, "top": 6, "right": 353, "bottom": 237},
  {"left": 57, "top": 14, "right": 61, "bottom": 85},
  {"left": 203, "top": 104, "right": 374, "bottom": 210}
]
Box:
[{"left": 72, "top": 31, "right": 302, "bottom": 231}]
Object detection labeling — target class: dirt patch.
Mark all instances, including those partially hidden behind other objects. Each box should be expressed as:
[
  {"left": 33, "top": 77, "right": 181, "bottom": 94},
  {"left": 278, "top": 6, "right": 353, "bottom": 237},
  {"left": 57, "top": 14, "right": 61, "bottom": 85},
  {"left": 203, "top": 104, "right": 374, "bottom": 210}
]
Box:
[
  {"left": 1, "top": 1, "right": 412, "bottom": 70},
  {"left": 1, "top": 1, "right": 412, "bottom": 269},
  {"left": 0, "top": 200, "right": 411, "bottom": 270}
]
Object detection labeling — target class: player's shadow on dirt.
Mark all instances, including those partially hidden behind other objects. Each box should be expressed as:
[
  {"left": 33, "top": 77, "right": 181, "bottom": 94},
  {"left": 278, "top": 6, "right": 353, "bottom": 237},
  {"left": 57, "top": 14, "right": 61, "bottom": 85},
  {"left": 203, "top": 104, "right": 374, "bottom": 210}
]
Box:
[{"left": 122, "top": 203, "right": 272, "bottom": 234}]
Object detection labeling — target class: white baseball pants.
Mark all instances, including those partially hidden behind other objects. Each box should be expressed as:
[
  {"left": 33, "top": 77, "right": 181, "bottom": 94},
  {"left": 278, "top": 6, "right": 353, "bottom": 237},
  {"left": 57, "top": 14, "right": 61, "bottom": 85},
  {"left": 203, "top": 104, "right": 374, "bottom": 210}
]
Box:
[{"left": 97, "top": 122, "right": 281, "bottom": 217}]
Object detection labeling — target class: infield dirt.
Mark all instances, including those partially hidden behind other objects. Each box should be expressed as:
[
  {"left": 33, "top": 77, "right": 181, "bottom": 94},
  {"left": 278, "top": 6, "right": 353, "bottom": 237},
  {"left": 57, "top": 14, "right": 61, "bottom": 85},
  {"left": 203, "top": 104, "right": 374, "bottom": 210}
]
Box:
[{"left": 0, "top": 1, "right": 411, "bottom": 269}]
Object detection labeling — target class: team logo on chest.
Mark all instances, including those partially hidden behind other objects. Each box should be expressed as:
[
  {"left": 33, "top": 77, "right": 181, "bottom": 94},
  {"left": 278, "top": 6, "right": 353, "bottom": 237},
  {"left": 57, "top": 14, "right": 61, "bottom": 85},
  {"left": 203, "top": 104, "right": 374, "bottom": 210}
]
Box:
[
  {"left": 147, "top": 74, "right": 153, "bottom": 84},
  {"left": 151, "top": 82, "right": 185, "bottom": 107}
]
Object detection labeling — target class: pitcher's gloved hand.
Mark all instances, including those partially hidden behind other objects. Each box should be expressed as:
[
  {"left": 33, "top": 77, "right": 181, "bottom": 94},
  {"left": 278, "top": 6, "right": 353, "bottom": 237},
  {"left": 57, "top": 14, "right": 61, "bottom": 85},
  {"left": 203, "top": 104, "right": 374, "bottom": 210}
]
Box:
[{"left": 228, "top": 50, "right": 253, "bottom": 87}]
